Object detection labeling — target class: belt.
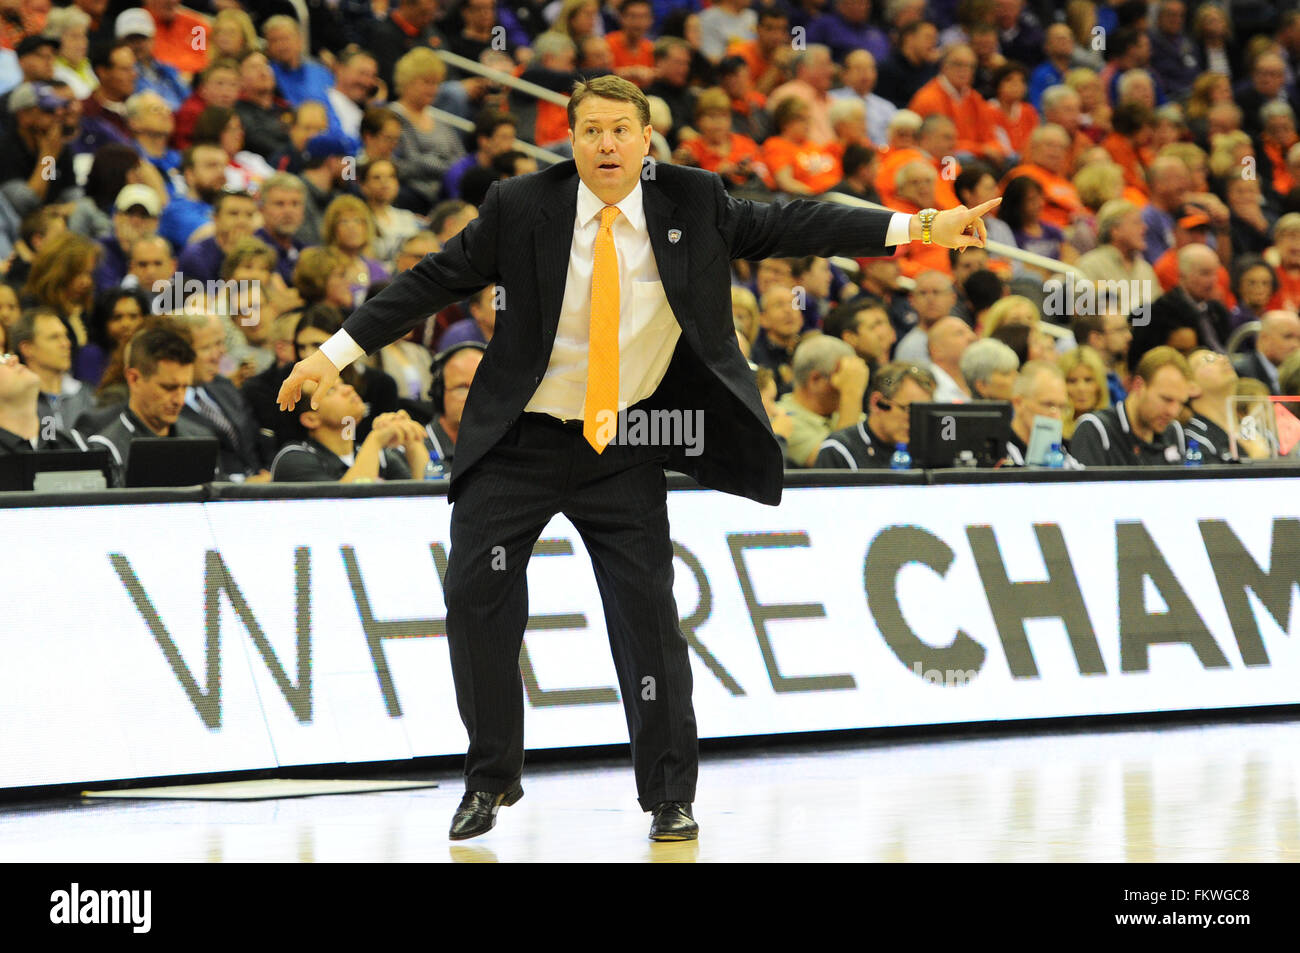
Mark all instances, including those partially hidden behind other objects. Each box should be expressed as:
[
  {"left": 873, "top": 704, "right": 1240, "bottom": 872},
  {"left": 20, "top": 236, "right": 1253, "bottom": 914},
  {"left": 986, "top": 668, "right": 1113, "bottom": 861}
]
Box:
[{"left": 521, "top": 411, "right": 585, "bottom": 432}]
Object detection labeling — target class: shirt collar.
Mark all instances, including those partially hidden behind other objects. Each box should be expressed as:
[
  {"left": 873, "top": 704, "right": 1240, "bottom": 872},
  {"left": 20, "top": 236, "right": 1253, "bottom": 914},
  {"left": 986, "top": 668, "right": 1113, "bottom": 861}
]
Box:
[{"left": 577, "top": 177, "right": 646, "bottom": 233}]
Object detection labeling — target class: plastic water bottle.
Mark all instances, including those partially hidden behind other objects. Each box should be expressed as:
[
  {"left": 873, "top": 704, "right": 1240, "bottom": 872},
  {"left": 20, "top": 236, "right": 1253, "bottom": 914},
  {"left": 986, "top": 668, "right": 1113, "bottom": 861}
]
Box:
[
  {"left": 1184, "top": 437, "right": 1203, "bottom": 467},
  {"left": 890, "top": 442, "right": 912, "bottom": 470},
  {"left": 1044, "top": 442, "right": 1066, "bottom": 469}
]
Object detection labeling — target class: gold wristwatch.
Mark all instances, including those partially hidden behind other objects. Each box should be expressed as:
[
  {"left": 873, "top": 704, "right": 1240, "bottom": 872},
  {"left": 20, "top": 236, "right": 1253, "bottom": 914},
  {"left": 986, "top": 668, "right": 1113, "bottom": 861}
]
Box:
[{"left": 919, "top": 207, "right": 939, "bottom": 245}]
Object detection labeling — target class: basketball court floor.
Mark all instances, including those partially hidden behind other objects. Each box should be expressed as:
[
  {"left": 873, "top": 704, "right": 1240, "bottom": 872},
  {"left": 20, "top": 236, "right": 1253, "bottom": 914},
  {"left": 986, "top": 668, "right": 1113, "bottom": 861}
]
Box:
[{"left": 2, "top": 717, "right": 1297, "bottom": 862}]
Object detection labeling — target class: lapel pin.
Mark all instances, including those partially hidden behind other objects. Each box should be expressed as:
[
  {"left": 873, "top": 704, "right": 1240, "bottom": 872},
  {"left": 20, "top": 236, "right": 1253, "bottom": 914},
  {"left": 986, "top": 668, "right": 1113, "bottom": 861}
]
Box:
[{"left": 668, "top": 228, "right": 682, "bottom": 244}]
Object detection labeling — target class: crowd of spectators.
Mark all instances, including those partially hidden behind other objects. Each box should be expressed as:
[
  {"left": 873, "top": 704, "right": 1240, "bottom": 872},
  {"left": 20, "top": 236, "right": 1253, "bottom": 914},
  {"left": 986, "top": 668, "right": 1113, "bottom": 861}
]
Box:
[{"left": 2, "top": 0, "right": 1300, "bottom": 488}]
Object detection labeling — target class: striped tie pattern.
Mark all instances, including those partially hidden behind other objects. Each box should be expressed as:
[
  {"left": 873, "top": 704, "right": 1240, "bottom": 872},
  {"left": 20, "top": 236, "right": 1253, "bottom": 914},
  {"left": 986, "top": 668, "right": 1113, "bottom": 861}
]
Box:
[{"left": 583, "top": 205, "right": 621, "bottom": 452}]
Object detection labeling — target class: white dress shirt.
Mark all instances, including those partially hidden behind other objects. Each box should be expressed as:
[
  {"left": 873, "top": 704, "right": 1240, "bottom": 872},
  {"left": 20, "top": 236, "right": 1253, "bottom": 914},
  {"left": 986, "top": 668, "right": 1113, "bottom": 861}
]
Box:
[{"left": 320, "top": 181, "right": 918, "bottom": 408}]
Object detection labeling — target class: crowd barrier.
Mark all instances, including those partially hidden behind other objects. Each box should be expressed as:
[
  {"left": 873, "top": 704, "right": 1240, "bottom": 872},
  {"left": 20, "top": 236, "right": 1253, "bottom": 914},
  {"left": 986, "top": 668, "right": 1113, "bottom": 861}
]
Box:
[{"left": 3, "top": 466, "right": 1300, "bottom": 791}]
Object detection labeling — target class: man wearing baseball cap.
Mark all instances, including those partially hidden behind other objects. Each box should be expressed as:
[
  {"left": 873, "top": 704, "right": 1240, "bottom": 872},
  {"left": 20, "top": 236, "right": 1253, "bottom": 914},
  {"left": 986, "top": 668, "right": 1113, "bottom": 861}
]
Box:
[
  {"left": 95, "top": 185, "right": 163, "bottom": 291},
  {"left": 117, "top": 6, "right": 187, "bottom": 111},
  {"left": 0, "top": 83, "right": 77, "bottom": 215},
  {"left": 1150, "top": 203, "right": 1234, "bottom": 303},
  {"left": 296, "top": 132, "right": 353, "bottom": 246}
]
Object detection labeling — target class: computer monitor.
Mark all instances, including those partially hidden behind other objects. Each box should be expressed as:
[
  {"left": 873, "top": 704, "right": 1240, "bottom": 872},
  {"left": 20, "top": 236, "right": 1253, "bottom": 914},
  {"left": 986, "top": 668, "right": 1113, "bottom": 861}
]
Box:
[
  {"left": 0, "top": 449, "right": 113, "bottom": 492},
  {"left": 123, "top": 437, "right": 220, "bottom": 488},
  {"left": 908, "top": 401, "right": 1013, "bottom": 469}
]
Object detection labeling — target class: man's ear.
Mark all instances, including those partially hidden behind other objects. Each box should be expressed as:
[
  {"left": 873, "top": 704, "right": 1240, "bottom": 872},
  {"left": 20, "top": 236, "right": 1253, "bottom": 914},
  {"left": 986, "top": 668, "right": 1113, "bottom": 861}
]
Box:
[{"left": 299, "top": 408, "right": 320, "bottom": 432}]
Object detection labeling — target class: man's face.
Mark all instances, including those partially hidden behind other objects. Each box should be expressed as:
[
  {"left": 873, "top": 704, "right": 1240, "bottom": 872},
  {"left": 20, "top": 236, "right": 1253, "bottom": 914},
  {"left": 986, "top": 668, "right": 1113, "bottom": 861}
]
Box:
[
  {"left": 1134, "top": 365, "right": 1189, "bottom": 435},
  {"left": 941, "top": 48, "right": 976, "bottom": 92},
  {"left": 187, "top": 147, "right": 229, "bottom": 196},
  {"left": 214, "top": 197, "right": 257, "bottom": 245},
  {"left": 147, "top": 0, "right": 180, "bottom": 20},
  {"left": 760, "top": 288, "right": 802, "bottom": 338},
  {"left": 569, "top": 96, "right": 652, "bottom": 205},
  {"left": 929, "top": 316, "right": 975, "bottom": 364},
  {"left": 1157, "top": 0, "right": 1184, "bottom": 33},
  {"left": 0, "top": 350, "right": 40, "bottom": 401},
  {"left": 757, "top": 15, "right": 789, "bottom": 51},
  {"left": 338, "top": 56, "right": 378, "bottom": 103},
  {"left": 130, "top": 359, "right": 193, "bottom": 428},
  {"left": 201, "top": 66, "right": 240, "bottom": 108},
  {"left": 1014, "top": 372, "right": 1068, "bottom": 433},
  {"left": 981, "top": 368, "right": 1018, "bottom": 400},
  {"left": 1045, "top": 23, "right": 1073, "bottom": 57},
  {"left": 1260, "top": 316, "right": 1300, "bottom": 365},
  {"left": 240, "top": 53, "right": 276, "bottom": 96},
  {"left": 130, "top": 239, "right": 175, "bottom": 291},
  {"left": 101, "top": 47, "right": 138, "bottom": 100},
  {"left": 622, "top": 2, "right": 653, "bottom": 37},
  {"left": 22, "top": 315, "right": 71, "bottom": 374},
  {"left": 482, "top": 123, "right": 517, "bottom": 159},
  {"left": 1255, "top": 57, "right": 1286, "bottom": 98},
  {"left": 658, "top": 47, "right": 691, "bottom": 86},
  {"left": 1180, "top": 250, "right": 1219, "bottom": 301},
  {"left": 952, "top": 249, "right": 988, "bottom": 287},
  {"left": 844, "top": 306, "right": 894, "bottom": 359},
  {"left": 190, "top": 318, "right": 225, "bottom": 384},
  {"left": 919, "top": 122, "right": 956, "bottom": 159},
  {"left": 20, "top": 46, "right": 56, "bottom": 82},
  {"left": 843, "top": 53, "right": 876, "bottom": 93},
  {"left": 912, "top": 274, "right": 956, "bottom": 324},
  {"left": 130, "top": 93, "right": 173, "bottom": 136},
  {"left": 265, "top": 25, "right": 300, "bottom": 67},
  {"left": 1103, "top": 312, "right": 1132, "bottom": 359},
  {"left": 1034, "top": 132, "right": 1069, "bottom": 174},
  {"left": 872, "top": 377, "right": 931, "bottom": 445},
  {"left": 308, "top": 378, "right": 366, "bottom": 431},
  {"left": 898, "top": 166, "right": 938, "bottom": 208},
  {"left": 1111, "top": 210, "right": 1146, "bottom": 254},
  {"left": 1045, "top": 93, "right": 1081, "bottom": 132},
  {"left": 463, "top": 0, "right": 496, "bottom": 31},
  {"left": 114, "top": 208, "right": 158, "bottom": 249},
  {"left": 802, "top": 51, "right": 834, "bottom": 92},
  {"left": 1189, "top": 349, "right": 1237, "bottom": 395},
  {"left": 261, "top": 186, "right": 305, "bottom": 237},
  {"left": 440, "top": 349, "right": 482, "bottom": 426}
]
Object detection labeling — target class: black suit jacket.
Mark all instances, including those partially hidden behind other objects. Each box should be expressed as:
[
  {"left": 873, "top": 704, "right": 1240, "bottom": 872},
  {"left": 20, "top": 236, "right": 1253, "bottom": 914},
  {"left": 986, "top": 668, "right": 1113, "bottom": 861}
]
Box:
[
  {"left": 335, "top": 160, "right": 895, "bottom": 505},
  {"left": 180, "top": 376, "right": 271, "bottom": 479},
  {"left": 1233, "top": 349, "right": 1279, "bottom": 394}
]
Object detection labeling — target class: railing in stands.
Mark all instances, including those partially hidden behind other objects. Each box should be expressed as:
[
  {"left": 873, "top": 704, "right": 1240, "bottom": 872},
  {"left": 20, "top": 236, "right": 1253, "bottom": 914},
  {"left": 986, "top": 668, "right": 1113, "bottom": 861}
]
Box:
[{"left": 429, "top": 105, "right": 567, "bottom": 165}]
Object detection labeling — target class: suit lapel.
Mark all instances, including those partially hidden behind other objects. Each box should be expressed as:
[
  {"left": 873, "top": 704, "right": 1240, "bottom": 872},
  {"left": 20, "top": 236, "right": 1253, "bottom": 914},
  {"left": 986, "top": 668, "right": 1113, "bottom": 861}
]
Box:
[
  {"left": 535, "top": 168, "right": 579, "bottom": 349},
  {"left": 642, "top": 178, "right": 694, "bottom": 343}
]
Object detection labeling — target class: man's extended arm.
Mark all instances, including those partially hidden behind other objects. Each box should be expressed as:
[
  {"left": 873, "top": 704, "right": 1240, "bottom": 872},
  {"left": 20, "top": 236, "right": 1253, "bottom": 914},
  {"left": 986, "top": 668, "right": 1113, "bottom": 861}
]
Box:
[{"left": 319, "top": 182, "right": 503, "bottom": 369}]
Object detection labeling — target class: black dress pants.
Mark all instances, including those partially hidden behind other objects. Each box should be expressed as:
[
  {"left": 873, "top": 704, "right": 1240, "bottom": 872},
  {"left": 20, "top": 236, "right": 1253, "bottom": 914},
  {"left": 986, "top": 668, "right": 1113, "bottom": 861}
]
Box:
[{"left": 442, "top": 408, "right": 699, "bottom": 811}]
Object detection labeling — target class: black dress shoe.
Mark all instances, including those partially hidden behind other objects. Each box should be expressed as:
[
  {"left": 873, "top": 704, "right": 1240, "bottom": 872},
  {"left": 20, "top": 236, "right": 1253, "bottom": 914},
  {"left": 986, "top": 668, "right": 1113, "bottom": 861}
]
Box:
[
  {"left": 649, "top": 801, "right": 698, "bottom": 841},
  {"left": 448, "top": 784, "right": 523, "bottom": 840}
]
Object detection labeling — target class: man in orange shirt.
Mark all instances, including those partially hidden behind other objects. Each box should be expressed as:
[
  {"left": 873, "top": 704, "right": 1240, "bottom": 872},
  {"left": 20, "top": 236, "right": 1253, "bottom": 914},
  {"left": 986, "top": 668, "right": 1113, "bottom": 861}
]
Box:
[
  {"left": 605, "top": 0, "right": 655, "bottom": 88},
  {"left": 1101, "top": 102, "right": 1154, "bottom": 197},
  {"left": 143, "top": 0, "right": 209, "bottom": 78},
  {"left": 891, "top": 161, "right": 952, "bottom": 276},
  {"left": 768, "top": 45, "right": 836, "bottom": 145},
  {"left": 875, "top": 115, "right": 960, "bottom": 208},
  {"left": 1000, "top": 124, "right": 1085, "bottom": 229},
  {"left": 908, "top": 44, "right": 1003, "bottom": 164},
  {"left": 1151, "top": 208, "right": 1235, "bottom": 307},
  {"left": 726, "top": 6, "right": 789, "bottom": 95}
]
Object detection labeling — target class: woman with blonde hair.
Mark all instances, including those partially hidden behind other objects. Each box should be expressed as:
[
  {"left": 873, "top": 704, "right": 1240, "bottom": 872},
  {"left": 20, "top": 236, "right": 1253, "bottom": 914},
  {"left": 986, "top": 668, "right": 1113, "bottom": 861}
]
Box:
[
  {"left": 1058, "top": 344, "right": 1109, "bottom": 439},
  {"left": 322, "top": 195, "right": 391, "bottom": 308},
  {"left": 390, "top": 47, "right": 466, "bottom": 211},
  {"left": 22, "top": 232, "right": 99, "bottom": 368},
  {"left": 731, "top": 286, "right": 760, "bottom": 351},
  {"left": 1064, "top": 68, "right": 1110, "bottom": 141},
  {"left": 546, "top": 0, "right": 601, "bottom": 45},
  {"left": 46, "top": 5, "right": 95, "bottom": 99},
  {"left": 210, "top": 9, "right": 259, "bottom": 62},
  {"left": 980, "top": 294, "right": 1039, "bottom": 338},
  {"left": 292, "top": 247, "right": 357, "bottom": 312}
]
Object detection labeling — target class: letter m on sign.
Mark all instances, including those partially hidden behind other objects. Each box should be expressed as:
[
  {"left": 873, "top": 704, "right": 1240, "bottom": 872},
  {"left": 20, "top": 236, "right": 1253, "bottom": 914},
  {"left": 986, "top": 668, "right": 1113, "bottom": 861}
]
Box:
[{"left": 109, "top": 549, "right": 313, "bottom": 729}]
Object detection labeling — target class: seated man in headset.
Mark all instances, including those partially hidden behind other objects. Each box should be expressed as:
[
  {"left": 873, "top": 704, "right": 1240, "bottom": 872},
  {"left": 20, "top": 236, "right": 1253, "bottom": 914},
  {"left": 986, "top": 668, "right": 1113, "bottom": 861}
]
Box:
[{"left": 424, "top": 341, "right": 485, "bottom": 471}]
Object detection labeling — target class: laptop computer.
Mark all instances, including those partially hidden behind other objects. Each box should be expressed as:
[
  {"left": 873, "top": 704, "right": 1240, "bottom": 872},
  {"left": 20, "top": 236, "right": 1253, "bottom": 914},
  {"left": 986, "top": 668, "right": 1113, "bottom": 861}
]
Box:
[
  {"left": 123, "top": 437, "right": 221, "bottom": 488},
  {"left": 0, "top": 449, "right": 113, "bottom": 492}
]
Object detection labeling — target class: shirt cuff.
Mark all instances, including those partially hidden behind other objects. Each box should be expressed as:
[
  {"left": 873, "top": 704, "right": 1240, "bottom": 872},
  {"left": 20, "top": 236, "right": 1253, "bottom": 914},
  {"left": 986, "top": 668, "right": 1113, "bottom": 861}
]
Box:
[
  {"left": 885, "top": 211, "right": 914, "bottom": 246},
  {"left": 320, "top": 330, "right": 365, "bottom": 370}
]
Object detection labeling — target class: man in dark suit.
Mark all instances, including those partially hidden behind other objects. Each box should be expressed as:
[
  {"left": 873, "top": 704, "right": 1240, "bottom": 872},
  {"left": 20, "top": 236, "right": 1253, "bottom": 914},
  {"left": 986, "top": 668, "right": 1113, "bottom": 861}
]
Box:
[
  {"left": 276, "top": 76, "right": 1000, "bottom": 842},
  {"left": 1233, "top": 310, "right": 1300, "bottom": 395},
  {"left": 180, "top": 314, "right": 273, "bottom": 483}
]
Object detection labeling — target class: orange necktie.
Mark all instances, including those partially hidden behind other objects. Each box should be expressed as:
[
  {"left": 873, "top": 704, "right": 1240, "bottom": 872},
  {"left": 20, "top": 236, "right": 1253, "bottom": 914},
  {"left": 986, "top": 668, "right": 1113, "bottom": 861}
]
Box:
[{"left": 583, "top": 205, "right": 621, "bottom": 452}]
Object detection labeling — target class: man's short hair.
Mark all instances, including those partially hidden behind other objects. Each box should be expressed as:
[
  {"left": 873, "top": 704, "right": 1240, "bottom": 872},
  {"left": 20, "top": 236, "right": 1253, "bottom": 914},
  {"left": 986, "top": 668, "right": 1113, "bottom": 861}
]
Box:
[
  {"left": 1012, "top": 359, "right": 1063, "bottom": 398},
  {"left": 1133, "top": 345, "right": 1191, "bottom": 385},
  {"left": 1071, "top": 312, "right": 1105, "bottom": 345},
  {"left": 791, "top": 334, "right": 853, "bottom": 387},
  {"left": 212, "top": 189, "right": 256, "bottom": 215},
  {"left": 474, "top": 108, "right": 518, "bottom": 141},
  {"left": 964, "top": 270, "right": 1005, "bottom": 312},
  {"left": 125, "top": 325, "right": 196, "bottom": 379},
  {"left": 260, "top": 172, "right": 307, "bottom": 200},
  {"left": 961, "top": 338, "right": 1020, "bottom": 390},
  {"left": 823, "top": 298, "right": 883, "bottom": 340},
  {"left": 8, "top": 308, "right": 61, "bottom": 362},
  {"left": 220, "top": 236, "right": 277, "bottom": 279},
  {"left": 868, "top": 360, "right": 937, "bottom": 402},
  {"left": 430, "top": 199, "right": 473, "bottom": 236},
  {"left": 1096, "top": 199, "right": 1141, "bottom": 244},
  {"left": 568, "top": 74, "right": 651, "bottom": 130},
  {"left": 181, "top": 142, "right": 225, "bottom": 173}
]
